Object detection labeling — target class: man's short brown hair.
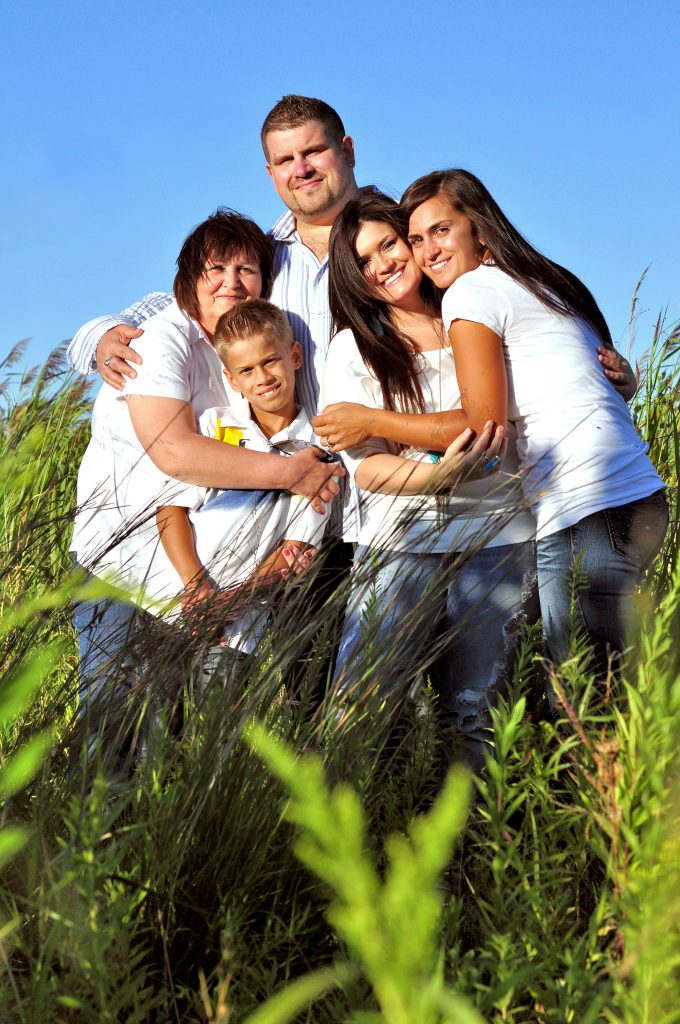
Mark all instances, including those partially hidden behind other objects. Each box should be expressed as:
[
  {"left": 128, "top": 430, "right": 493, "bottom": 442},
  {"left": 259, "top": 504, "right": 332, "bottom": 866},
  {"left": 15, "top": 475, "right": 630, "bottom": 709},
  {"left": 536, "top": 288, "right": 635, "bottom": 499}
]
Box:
[
  {"left": 260, "top": 94, "right": 346, "bottom": 158},
  {"left": 214, "top": 299, "right": 293, "bottom": 366}
]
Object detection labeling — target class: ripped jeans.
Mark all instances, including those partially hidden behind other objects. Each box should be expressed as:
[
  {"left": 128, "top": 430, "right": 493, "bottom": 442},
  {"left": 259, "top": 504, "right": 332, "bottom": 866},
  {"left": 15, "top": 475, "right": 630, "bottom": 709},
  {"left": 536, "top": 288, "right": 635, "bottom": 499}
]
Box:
[{"left": 333, "top": 541, "right": 538, "bottom": 772}]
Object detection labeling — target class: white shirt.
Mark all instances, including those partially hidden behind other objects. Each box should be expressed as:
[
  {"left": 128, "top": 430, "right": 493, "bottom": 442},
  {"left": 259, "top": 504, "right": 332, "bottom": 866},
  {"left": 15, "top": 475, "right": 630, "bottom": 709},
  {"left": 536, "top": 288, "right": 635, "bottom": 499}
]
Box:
[
  {"left": 321, "top": 328, "right": 535, "bottom": 553},
  {"left": 71, "top": 300, "right": 226, "bottom": 575},
  {"left": 442, "top": 266, "right": 663, "bottom": 539},
  {"left": 66, "top": 210, "right": 357, "bottom": 538},
  {"left": 71, "top": 301, "right": 329, "bottom": 650},
  {"left": 66, "top": 211, "right": 331, "bottom": 417}
]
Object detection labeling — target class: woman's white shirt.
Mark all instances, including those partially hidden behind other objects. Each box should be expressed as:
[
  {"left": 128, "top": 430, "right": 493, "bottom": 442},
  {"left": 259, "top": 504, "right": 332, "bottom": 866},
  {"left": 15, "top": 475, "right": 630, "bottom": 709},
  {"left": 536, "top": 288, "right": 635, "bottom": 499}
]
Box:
[
  {"left": 71, "top": 300, "right": 228, "bottom": 574},
  {"left": 71, "top": 301, "right": 330, "bottom": 650},
  {"left": 441, "top": 266, "right": 663, "bottom": 539},
  {"left": 321, "top": 328, "right": 534, "bottom": 553}
]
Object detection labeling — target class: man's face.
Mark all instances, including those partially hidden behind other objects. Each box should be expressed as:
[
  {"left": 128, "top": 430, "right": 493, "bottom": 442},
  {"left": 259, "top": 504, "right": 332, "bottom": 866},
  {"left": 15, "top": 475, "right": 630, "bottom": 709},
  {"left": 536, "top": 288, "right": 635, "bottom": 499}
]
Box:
[{"left": 265, "top": 119, "right": 356, "bottom": 222}]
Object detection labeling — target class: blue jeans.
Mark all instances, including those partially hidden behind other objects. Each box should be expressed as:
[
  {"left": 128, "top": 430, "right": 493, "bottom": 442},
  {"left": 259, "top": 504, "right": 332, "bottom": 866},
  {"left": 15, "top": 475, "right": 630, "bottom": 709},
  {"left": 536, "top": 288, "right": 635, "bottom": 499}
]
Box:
[
  {"left": 71, "top": 563, "right": 153, "bottom": 766},
  {"left": 333, "top": 541, "right": 538, "bottom": 770},
  {"left": 536, "top": 490, "right": 668, "bottom": 677}
]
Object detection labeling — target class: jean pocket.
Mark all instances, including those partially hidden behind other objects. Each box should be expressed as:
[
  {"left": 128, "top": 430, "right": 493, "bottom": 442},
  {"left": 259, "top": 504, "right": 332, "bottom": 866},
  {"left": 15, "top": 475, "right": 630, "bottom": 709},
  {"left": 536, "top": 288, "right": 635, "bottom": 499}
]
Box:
[{"left": 603, "top": 490, "right": 669, "bottom": 571}]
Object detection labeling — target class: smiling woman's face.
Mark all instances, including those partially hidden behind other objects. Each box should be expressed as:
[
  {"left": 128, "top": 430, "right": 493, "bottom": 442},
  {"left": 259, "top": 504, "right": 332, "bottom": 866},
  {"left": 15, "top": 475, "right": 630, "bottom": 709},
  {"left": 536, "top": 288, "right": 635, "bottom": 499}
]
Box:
[
  {"left": 195, "top": 251, "right": 263, "bottom": 335},
  {"left": 353, "top": 219, "right": 422, "bottom": 308},
  {"left": 407, "top": 195, "right": 481, "bottom": 290}
]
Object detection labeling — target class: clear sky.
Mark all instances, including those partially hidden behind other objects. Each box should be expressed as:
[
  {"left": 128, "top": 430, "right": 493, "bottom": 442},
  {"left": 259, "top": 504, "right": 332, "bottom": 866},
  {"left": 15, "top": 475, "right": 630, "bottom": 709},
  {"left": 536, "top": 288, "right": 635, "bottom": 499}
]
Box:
[{"left": 2, "top": 0, "right": 678, "bottom": 371}]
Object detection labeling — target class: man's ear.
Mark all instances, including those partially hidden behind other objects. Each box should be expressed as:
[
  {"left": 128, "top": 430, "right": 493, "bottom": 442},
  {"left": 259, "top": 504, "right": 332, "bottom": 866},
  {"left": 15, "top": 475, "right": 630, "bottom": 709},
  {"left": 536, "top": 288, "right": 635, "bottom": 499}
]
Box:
[
  {"left": 265, "top": 162, "right": 274, "bottom": 181},
  {"left": 223, "top": 367, "right": 241, "bottom": 394},
  {"left": 340, "top": 135, "right": 355, "bottom": 169},
  {"left": 291, "top": 341, "right": 302, "bottom": 370}
]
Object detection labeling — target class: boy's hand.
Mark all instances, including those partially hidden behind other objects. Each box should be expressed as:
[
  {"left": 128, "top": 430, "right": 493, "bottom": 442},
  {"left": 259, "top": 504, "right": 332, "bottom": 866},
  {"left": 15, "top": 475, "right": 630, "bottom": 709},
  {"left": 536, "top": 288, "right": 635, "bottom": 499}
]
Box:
[
  {"left": 312, "top": 402, "right": 376, "bottom": 451},
  {"left": 97, "top": 325, "right": 144, "bottom": 390},
  {"left": 284, "top": 446, "right": 346, "bottom": 514}
]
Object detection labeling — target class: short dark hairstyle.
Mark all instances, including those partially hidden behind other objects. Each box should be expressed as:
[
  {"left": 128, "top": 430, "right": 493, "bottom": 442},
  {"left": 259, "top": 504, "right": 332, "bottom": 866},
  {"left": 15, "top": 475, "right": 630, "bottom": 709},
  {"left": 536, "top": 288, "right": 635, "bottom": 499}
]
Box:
[
  {"left": 214, "top": 299, "right": 293, "bottom": 367},
  {"left": 173, "top": 208, "right": 274, "bottom": 322},
  {"left": 260, "top": 94, "right": 346, "bottom": 158},
  {"left": 401, "top": 170, "right": 613, "bottom": 347}
]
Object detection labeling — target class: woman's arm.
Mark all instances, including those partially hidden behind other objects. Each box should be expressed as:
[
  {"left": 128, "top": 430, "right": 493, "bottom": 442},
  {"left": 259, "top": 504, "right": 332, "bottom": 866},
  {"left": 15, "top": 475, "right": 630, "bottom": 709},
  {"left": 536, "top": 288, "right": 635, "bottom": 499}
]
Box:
[
  {"left": 314, "top": 323, "right": 507, "bottom": 451},
  {"left": 315, "top": 334, "right": 633, "bottom": 450},
  {"left": 127, "top": 395, "right": 343, "bottom": 511},
  {"left": 313, "top": 402, "right": 470, "bottom": 453},
  {"left": 447, "top": 320, "right": 507, "bottom": 433},
  {"left": 355, "top": 421, "right": 505, "bottom": 495}
]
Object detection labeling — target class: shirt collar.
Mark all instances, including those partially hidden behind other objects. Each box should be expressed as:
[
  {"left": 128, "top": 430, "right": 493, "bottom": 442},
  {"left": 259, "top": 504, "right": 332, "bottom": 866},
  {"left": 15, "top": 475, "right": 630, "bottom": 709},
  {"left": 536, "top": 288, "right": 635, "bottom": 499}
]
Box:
[
  {"left": 164, "top": 299, "right": 212, "bottom": 347},
  {"left": 268, "top": 210, "right": 297, "bottom": 243}
]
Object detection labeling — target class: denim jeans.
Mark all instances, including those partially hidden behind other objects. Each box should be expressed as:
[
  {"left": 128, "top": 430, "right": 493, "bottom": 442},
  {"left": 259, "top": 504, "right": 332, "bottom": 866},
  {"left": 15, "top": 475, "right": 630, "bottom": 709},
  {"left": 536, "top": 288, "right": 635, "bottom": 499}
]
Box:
[
  {"left": 536, "top": 489, "right": 668, "bottom": 677},
  {"left": 333, "top": 540, "right": 538, "bottom": 771},
  {"left": 72, "top": 569, "right": 140, "bottom": 714},
  {"left": 71, "top": 563, "right": 164, "bottom": 769}
]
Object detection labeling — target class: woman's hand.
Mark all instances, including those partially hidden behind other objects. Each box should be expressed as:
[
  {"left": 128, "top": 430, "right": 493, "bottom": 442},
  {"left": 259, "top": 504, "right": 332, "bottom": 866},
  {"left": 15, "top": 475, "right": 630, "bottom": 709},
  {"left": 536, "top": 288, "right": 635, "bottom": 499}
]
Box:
[
  {"left": 280, "top": 542, "right": 318, "bottom": 576},
  {"left": 433, "top": 420, "right": 507, "bottom": 490},
  {"left": 312, "top": 402, "right": 377, "bottom": 451},
  {"left": 597, "top": 346, "right": 638, "bottom": 401}
]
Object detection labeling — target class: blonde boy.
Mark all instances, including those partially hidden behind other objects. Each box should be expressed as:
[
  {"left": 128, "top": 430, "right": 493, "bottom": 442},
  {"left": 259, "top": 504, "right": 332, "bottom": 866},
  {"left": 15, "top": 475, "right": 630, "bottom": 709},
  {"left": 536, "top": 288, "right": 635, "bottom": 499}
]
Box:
[{"left": 155, "top": 300, "right": 333, "bottom": 647}]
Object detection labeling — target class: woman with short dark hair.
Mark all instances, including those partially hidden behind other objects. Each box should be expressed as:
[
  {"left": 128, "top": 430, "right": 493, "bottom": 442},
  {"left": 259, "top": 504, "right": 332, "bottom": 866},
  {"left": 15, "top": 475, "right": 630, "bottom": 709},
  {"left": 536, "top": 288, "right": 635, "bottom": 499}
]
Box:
[{"left": 71, "top": 209, "right": 340, "bottom": 745}]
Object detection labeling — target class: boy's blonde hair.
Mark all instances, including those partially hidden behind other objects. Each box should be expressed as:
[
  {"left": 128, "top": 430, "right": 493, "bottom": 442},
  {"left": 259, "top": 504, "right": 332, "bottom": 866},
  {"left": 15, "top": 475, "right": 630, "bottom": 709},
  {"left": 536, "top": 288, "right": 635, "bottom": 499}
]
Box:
[{"left": 214, "top": 299, "right": 294, "bottom": 366}]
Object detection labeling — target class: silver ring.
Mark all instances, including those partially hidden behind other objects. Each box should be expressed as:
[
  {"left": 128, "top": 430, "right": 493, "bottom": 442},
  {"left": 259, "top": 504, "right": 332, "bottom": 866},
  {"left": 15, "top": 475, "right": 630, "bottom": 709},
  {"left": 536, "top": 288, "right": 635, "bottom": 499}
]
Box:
[
  {"left": 482, "top": 455, "right": 500, "bottom": 472},
  {"left": 103, "top": 355, "right": 113, "bottom": 367}
]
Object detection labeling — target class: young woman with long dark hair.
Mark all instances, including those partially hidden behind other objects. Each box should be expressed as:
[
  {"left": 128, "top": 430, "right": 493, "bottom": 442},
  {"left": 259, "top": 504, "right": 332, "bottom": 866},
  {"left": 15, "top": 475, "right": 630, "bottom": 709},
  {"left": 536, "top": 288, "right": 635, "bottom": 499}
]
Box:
[
  {"left": 401, "top": 170, "right": 667, "bottom": 679},
  {"left": 320, "top": 188, "right": 537, "bottom": 770}
]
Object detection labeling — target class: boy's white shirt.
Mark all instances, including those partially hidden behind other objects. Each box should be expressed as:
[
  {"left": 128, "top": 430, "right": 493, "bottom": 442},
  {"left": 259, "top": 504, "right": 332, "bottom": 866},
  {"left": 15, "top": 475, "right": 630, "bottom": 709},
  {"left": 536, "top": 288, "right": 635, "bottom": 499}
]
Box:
[
  {"left": 134, "top": 401, "right": 328, "bottom": 651},
  {"left": 76, "top": 396, "right": 330, "bottom": 652}
]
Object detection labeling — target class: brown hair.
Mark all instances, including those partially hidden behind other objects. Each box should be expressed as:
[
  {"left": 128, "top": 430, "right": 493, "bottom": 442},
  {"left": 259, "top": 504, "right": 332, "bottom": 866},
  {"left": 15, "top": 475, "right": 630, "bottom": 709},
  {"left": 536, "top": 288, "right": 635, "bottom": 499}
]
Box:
[
  {"left": 173, "top": 209, "right": 273, "bottom": 322},
  {"left": 214, "top": 299, "right": 293, "bottom": 367},
  {"left": 329, "top": 187, "right": 440, "bottom": 415},
  {"left": 401, "top": 170, "right": 613, "bottom": 347},
  {"left": 260, "top": 94, "right": 346, "bottom": 158}
]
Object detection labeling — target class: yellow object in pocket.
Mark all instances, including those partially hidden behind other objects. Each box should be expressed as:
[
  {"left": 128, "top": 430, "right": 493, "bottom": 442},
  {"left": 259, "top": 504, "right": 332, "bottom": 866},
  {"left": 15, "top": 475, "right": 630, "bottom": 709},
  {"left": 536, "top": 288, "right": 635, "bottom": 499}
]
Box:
[{"left": 215, "top": 420, "right": 246, "bottom": 446}]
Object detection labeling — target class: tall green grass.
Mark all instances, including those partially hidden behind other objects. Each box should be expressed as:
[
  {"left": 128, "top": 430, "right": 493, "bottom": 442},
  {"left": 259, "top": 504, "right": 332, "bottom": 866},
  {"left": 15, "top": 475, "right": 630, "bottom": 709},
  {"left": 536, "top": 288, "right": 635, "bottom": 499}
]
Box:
[{"left": 0, "top": 320, "right": 678, "bottom": 1023}]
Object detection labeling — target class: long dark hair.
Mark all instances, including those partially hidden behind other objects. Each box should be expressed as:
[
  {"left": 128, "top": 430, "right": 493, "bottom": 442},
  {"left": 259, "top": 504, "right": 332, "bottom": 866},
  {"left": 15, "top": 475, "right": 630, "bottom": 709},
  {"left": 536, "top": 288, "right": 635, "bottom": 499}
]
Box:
[
  {"left": 401, "top": 170, "right": 613, "bottom": 347},
  {"left": 328, "top": 187, "right": 441, "bottom": 414}
]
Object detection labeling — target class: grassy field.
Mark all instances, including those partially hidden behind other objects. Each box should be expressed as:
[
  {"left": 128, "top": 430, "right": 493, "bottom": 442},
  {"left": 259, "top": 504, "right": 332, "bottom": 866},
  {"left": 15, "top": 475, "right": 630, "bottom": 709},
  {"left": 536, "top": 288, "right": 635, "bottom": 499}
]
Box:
[{"left": 0, "top": 319, "right": 678, "bottom": 1023}]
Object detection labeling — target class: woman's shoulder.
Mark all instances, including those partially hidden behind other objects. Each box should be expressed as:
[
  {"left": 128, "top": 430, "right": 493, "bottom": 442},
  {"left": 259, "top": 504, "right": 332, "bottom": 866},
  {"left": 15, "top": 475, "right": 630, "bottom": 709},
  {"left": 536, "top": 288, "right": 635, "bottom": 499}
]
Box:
[
  {"left": 129, "top": 300, "right": 200, "bottom": 356},
  {"left": 442, "top": 266, "right": 514, "bottom": 332},
  {"left": 327, "top": 326, "right": 360, "bottom": 351}
]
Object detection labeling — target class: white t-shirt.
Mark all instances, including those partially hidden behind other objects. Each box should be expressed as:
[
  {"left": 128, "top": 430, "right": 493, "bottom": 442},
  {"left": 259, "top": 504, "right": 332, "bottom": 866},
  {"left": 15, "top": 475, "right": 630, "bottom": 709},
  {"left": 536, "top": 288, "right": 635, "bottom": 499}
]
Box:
[
  {"left": 320, "top": 328, "right": 535, "bottom": 553},
  {"left": 71, "top": 300, "right": 329, "bottom": 650},
  {"left": 441, "top": 266, "right": 663, "bottom": 539},
  {"left": 71, "top": 300, "right": 227, "bottom": 576}
]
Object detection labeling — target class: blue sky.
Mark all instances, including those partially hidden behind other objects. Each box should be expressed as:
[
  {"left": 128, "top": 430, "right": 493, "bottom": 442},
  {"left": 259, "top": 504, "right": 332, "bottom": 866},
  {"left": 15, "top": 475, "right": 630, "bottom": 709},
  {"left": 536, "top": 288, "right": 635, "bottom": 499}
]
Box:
[{"left": 2, "top": 0, "right": 678, "bottom": 372}]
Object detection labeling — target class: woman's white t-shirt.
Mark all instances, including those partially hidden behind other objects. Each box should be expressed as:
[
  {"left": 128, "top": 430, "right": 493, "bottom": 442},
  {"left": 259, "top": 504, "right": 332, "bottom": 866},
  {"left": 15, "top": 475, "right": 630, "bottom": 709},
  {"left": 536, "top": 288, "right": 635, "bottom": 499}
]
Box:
[
  {"left": 321, "top": 328, "right": 535, "bottom": 553},
  {"left": 71, "top": 301, "right": 328, "bottom": 649},
  {"left": 441, "top": 266, "right": 663, "bottom": 539}
]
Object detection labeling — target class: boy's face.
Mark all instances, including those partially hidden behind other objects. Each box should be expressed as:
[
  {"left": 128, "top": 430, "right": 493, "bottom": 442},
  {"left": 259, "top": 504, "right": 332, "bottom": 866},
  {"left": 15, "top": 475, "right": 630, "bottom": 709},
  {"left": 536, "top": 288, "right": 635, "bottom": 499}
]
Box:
[{"left": 223, "top": 332, "right": 301, "bottom": 417}]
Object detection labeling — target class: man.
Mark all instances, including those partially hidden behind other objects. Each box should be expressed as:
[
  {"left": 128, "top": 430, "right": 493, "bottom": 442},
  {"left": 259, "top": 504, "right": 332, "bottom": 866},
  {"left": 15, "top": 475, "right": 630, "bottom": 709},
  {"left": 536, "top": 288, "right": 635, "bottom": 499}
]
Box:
[{"left": 68, "top": 95, "right": 358, "bottom": 421}]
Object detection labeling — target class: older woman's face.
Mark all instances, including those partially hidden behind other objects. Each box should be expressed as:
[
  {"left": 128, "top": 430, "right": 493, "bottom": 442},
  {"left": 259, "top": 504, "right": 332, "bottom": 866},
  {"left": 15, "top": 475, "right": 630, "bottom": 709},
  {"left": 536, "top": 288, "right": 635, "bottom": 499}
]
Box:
[
  {"left": 196, "top": 251, "right": 263, "bottom": 334},
  {"left": 407, "top": 196, "right": 481, "bottom": 289}
]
